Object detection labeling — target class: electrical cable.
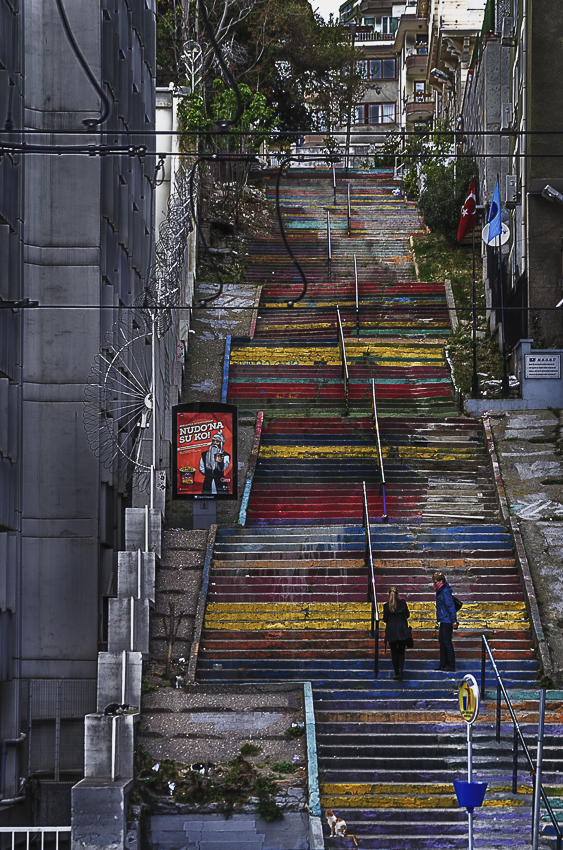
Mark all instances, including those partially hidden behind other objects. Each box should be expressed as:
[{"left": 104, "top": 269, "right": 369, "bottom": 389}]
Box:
[
  {"left": 0, "top": 302, "right": 559, "bottom": 312},
  {"left": 4, "top": 142, "right": 563, "bottom": 159},
  {"left": 275, "top": 156, "right": 309, "bottom": 307},
  {"left": 188, "top": 154, "right": 256, "bottom": 306},
  {"left": 197, "top": 0, "right": 243, "bottom": 129},
  {"left": 7, "top": 128, "right": 563, "bottom": 137},
  {"left": 53, "top": 0, "right": 111, "bottom": 128},
  {"left": 0, "top": 142, "right": 148, "bottom": 156}
]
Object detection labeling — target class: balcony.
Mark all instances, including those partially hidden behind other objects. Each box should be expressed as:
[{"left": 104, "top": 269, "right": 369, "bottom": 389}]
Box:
[
  {"left": 405, "top": 99, "right": 434, "bottom": 124},
  {"left": 354, "top": 31, "right": 396, "bottom": 41},
  {"left": 406, "top": 53, "right": 429, "bottom": 76}
]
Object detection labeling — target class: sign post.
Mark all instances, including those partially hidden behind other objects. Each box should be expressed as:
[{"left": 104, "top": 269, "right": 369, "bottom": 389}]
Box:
[{"left": 454, "top": 675, "right": 487, "bottom": 850}]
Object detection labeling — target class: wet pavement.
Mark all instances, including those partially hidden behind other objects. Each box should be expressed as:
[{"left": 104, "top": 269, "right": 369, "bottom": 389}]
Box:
[{"left": 487, "top": 409, "right": 563, "bottom": 684}]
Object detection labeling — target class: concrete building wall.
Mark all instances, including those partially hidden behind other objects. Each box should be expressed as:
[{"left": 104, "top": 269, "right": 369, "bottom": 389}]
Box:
[
  {"left": 525, "top": 0, "right": 563, "bottom": 346},
  {"left": 0, "top": 0, "right": 157, "bottom": 819}
]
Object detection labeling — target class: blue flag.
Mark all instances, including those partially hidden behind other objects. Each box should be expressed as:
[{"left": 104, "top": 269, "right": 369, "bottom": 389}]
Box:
[{"left": 488, "top": 177, "right": 501, "bottom": 242}]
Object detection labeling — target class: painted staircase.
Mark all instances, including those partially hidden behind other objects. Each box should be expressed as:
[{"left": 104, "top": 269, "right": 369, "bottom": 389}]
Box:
[{"left": 196, "top": 170, "right": 562, "bottom": 847}]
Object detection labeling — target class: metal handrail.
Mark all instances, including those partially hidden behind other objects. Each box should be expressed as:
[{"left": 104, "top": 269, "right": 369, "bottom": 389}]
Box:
[
  {"left": 354, "top": 254, "right": 359, "bottom": 336},
  {"left": 336, "top": 306, "right": 349, "bottom": 415},
  {"left": 347, "top": 182, "right": 351, "bottom": 237},
  {"left": 327, "top": 210, "right": 332, "bottom": 283},
  {"left": 362, "top": 481, "right": 379, "bottom": 676},
  {"left": 481, "top": 635, "right": 562, "bottom": 849},
  {"left": 371, "top": 379, "right": 388, "bottom": 521}
]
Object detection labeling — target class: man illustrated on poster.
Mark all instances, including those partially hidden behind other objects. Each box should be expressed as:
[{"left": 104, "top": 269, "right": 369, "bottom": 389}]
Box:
[{"left": 199, "top": 432, "right": 231, "bottom": 495}]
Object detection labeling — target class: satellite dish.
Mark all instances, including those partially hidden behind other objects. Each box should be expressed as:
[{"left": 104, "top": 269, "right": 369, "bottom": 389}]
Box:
[{"left": 482, "top": 222, "right": 510, "bottom": 246}]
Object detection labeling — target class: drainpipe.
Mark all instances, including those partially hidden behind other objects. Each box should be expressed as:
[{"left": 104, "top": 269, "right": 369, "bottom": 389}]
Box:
[
  {"left": 521, "top": 0, "right": 528, "bottom": 295},
  {"left": 0, "top": 733, "right": 26, "bottom": 803}
]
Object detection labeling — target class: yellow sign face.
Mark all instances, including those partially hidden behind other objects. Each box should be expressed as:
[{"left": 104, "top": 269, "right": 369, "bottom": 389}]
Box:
[{"left": 459, "top": 677, "right": 480, "bottom": 723}]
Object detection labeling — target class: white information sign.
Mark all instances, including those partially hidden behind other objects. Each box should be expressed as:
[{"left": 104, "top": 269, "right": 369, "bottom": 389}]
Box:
[{"left": 525, "top": 354, "right": 561, "bottom": 380}]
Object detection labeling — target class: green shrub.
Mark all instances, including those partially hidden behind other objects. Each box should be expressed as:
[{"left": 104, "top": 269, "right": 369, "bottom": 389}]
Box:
[
  {"left": 240, "top": 743, "right": 261, "bottom": 756},
  {"left": 272, "top": 761, "right": 297, "bottom": 774}
]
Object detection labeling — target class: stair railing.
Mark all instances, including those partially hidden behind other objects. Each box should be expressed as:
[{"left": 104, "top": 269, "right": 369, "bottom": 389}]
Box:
[
  {"left": 481, "top": 635, "right": 562, "bottom": 849},
  {"left": 347, "top": 182, "right": 351, "bottom": 237},
  {"left": 327, "top": 210, "right": 332, "bottom": 283},
  {"left": 336, "top": 306, "right": 349, "bottom": 415},
  {"left": 362, "top": 481, "right": 379, "bottom": 677},
  {"left": 354, "top": 253, "right": 359, "bottom": 336},
  {"left": 371, "top": 379, "right": 388, "bottom": 521}
]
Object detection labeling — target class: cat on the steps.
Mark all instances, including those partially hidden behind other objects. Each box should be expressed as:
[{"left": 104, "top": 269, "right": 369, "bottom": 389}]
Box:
[{"left": 325, "top": 810, "right": 358, "bottom": 846}]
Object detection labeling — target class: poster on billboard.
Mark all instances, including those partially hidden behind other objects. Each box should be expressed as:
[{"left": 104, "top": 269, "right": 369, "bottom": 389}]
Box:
[{"left": 172, "top": 402, "right": 238, "bottom": 499}]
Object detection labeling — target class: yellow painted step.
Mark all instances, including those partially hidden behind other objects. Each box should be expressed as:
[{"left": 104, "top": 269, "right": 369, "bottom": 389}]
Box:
[
  {"left": 258, "top": 446, "right": 477, "bottom": 462},
  {"left": 320, "top": 782, "right": 531, "bottom": 809},
  {"left": 204, "top": 601, "right": 528, "bottom": 631},
  {"left": 230, "top": 341, "right": 446, "bottom": 367}
]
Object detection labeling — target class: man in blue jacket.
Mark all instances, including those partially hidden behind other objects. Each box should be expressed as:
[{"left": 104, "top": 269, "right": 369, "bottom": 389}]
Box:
[{"left": 432, "top": 571, "right": 458, "bottom": 672}]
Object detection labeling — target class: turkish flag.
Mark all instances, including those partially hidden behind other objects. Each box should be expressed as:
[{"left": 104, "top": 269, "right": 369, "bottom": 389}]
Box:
[{"left": 457, "top": 177, "right": 477, "bottom": 242}]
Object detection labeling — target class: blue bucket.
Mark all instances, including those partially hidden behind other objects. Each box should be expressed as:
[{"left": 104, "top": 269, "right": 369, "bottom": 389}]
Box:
[{"left": 454, "top": 781, "right": 488, "bottom": 812}]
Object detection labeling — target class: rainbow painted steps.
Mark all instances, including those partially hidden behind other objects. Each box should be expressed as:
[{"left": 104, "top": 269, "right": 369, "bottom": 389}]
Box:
[
  {"left": 242, "top": 414, "right": 498, "bottom": 525},
  {"left": 198, "top": 510, "right": 561, "bottom": 846},
  {"left": 228, "top": 339, "right": 459, "bottom": 418}
]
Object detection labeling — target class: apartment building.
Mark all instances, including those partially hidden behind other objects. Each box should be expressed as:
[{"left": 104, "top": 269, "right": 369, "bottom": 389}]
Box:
[{"left": 0, "top": 0, "right": 157, "bottom": 826}]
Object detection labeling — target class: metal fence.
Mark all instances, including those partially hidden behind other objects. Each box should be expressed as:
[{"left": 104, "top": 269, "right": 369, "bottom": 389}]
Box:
[{"left": 0, "top": 828, "right": 71, "bottom": 850}]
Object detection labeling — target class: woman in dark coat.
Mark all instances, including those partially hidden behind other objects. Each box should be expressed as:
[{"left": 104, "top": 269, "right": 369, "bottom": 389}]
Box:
[{"left": 382, "top": 586, "right": 410, "bottom": 681}]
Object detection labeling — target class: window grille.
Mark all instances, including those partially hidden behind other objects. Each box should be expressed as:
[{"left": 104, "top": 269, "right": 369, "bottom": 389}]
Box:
[{"left": 27, "top": 680, "right": 96, "bottom": 781}]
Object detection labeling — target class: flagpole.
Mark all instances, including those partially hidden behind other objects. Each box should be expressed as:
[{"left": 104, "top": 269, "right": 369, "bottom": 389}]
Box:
[
  {"left": 471, "top": 226, "right": 479, "bottom": 397},
  {"left": 498, "top": 236, "right": 510, "bottom": 398}
]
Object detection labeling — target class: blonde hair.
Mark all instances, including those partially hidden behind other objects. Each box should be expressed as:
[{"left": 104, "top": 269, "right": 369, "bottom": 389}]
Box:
[
  {"left": 432, "top": 571, "right": 445, "bottom": 584},
  {"left": 388, "top": 586, "right": 400, "bottom": 613}
]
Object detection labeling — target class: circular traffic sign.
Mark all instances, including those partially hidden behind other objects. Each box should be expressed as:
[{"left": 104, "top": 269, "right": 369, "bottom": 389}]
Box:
[{"left": 459, "top": 675, "right": 480, "bottom": 724}]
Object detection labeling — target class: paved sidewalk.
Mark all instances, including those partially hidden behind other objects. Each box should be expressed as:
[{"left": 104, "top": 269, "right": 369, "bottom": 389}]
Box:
[{"left": 487, "top": 408, "right": 563, "bottom": 684}]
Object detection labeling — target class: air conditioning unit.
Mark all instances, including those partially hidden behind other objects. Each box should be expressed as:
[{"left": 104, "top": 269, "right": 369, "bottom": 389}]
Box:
[
  {"left": 501, "top": 17, "right": 516, "bottom": 47},
  {"left": 500, "top": 102, "right": 514, "bottom": 132},
  {"left": 505, "top": 174, "right": 519, "bottom": 208}
]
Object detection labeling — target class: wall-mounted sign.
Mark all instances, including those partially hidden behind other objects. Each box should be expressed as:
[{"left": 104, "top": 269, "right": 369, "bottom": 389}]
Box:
[
  {"left": 459, "top": 675, "right": 480, "bottom": 724},
  {"left": 525, "top": 354, "right": 561, "bottom": 380},
  {"left": 172, "top": 402, "right": 238, "bottom": 499}
]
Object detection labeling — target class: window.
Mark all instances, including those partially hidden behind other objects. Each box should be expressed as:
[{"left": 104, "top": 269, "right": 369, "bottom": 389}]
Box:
[
  {"left": 369, "top": 58, "right": 396, "bottom": 79},
  {"left": 369, "top": 102, "right": 395, "bottom": 123},
  {"left": 363, "top": 17, "right": 375, "bottom": 27},
  {"left": 381, "top": 16, "right": 398, "bottom": 34},
  {"left": 355, "top": 102, "right": 396, "bottom": 124},
  {"left": 414, "top": 82, "right": 425, "bottom": 102}
]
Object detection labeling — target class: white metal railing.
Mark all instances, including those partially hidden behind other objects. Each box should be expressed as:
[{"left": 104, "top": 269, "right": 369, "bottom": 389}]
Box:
[
  {"left": 0, "top": 827, "right": 71, "bottom": 849},
  {"left": 355, "top": 32, "right": 395, "bottom": 41}
]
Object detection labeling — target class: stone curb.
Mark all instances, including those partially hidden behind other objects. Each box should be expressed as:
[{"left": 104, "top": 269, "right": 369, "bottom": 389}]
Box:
[
  {"left": 249, "top": 285, "right": 263, "bottom": 340},
  {"left": 187, "top": 524, "right": 218, "bottom": 683},
  {"left": 483, "top": 415, "right": 553, "bottom": 680},
  {"left": 444, "top": 278, "right": 458, "bottom": 332},
  {"left": 238, "top": 412, "right": 264, "bottom": 527},
  {"left": 482, "top": 415, "right": 510, "bottom": 524},
  {"left": 304, "top": 681, "right": 321, "bottom": 819}
]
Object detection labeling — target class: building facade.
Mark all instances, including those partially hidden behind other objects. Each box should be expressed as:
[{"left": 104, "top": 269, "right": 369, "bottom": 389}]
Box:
[{"left": 0, "top": 0, "right": 157, "bottom": 825}]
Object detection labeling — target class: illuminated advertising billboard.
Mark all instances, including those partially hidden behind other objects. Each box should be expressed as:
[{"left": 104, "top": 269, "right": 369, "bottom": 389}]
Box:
[{"left": 172, "top": 402, "right": 238, "bottom": 499}]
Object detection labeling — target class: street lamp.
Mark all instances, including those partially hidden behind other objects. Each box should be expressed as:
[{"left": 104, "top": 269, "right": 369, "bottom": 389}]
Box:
[{"left": 345, "top": 23, "right": 357, "bottom": 175}]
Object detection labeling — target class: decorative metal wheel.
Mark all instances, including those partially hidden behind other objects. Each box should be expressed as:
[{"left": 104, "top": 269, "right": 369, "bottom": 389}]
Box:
[{"left": 84, "top": 314, "right": 153, "bottom": 490}]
